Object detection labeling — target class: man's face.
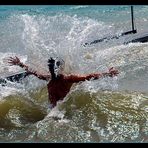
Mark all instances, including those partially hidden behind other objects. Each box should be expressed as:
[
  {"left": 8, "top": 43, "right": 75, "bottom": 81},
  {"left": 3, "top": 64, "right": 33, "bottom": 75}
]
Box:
[{"left": 48, "top": 58, "right": 64, "bottom": 77}]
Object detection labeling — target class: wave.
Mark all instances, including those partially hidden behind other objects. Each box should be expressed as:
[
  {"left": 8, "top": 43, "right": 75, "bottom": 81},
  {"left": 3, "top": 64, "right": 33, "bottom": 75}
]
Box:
[
  {"left": 0, "top": 6, "right": 148, "bottom": 142},
  {"left": 70, "top": 6, "right": 89, "bottom": 10},
  {"left": 37, "top": 88, "right": 148, "bottom": 143},
  {"left": 0, "top": 86, "right": 147, "bottom": 142}
]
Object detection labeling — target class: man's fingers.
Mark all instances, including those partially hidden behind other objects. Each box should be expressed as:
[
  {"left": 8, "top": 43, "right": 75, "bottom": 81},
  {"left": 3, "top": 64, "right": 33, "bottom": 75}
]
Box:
[
  {"left": 7, "top": 58, "right": 13, "bottom": 61},
  {"left": 8, "top": 57, "right": 13, "bottom": 59},
  {"left": 8, "top": 62, "right": 15, "bottom": 65},
  {"left": 113, "top": 71, "right": 119, "bottom": 76},
  {"left": 7, "top": 59, "right": 14, "bottom": 62},
  {"left": 109, "top": 69, "right": 119, "bottom": 77},
  {"left": 8, "top": 61, "right": 12, "bottom": 63},
  {"left": 8, "top": 61, "right": 14, "bottom": 63},
  {"left": 110, "top": 67, "right": 114, "bottom": 70},
  {"left": 7, "top": 56, "right": 21, "bottom": 66},
  {"left": 8, "top": 56, "right": 18, "bottom": 61},
  {"left": 8, "top": 57, "right": 15, "bottom": 60},
  {"left": 7, "top": 62, "right": 14, "bottom": 66},
  {"left": 15, "top": 56, "right": 19, "bottom": 60}
]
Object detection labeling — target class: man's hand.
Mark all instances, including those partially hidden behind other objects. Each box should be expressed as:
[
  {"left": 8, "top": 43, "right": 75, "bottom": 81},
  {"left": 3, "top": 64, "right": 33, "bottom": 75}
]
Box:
[
  {"left": 8, "top": 56, "right": 21, "bottom": 66},
  {"left": 108, "top": 67, "right": 119, "bottom": 77}
]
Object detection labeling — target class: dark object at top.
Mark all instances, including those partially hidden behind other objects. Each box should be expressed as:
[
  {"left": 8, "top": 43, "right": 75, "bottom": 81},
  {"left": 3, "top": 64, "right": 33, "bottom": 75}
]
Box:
[
  {"left": 0, "top": 71, "right": 27, "bottom": 86},
  {"left": 83, "top": 6, "right": 148, "bottom": 46}
]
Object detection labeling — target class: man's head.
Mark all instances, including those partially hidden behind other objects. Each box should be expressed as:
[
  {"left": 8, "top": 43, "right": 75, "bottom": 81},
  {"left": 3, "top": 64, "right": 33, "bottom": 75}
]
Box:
[{"left": 48, "top": 57, "right": 65, "bottom": 79}]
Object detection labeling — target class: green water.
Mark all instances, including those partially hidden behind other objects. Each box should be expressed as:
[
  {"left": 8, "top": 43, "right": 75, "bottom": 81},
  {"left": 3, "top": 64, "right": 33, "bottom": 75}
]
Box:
[{"left": 0, "top": 86, "right": 147, "bottom": 142}]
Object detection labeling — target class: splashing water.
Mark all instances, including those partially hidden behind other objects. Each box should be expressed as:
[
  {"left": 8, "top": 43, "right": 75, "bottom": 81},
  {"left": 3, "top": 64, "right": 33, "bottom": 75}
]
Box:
[{"left": 0, "top": 5, "right": 148, "bottom": 142}]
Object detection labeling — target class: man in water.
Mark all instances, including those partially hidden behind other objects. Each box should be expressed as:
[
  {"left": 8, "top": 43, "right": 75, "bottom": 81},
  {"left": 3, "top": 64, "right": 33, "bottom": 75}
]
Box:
[{"left": 8, "top": 56, "right": 119, "bottom": 108}]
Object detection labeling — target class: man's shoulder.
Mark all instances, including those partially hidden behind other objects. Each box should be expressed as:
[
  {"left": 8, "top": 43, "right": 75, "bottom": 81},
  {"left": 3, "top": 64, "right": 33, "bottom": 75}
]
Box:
[{"left": 63, "top": 74, "right": 81, "bottom": 80}]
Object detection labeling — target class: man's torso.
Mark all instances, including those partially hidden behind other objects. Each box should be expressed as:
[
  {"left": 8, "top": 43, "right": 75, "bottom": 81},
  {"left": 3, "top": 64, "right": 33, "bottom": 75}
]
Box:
[{"left": 47, "top": 74, "right": 73, "bottom": 105}]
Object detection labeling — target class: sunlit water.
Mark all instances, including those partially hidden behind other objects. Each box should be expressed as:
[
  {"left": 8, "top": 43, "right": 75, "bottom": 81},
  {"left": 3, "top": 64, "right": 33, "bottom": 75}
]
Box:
[{"left": 0, "top": 5, "right": 148, "bottom": 143}]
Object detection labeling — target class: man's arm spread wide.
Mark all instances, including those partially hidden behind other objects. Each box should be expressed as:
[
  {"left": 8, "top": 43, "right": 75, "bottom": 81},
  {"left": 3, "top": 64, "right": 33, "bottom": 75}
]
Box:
[
  {"left": 8, "top": 56, "right": 50, "bottom": 81},
  {"left": 64, "top": 70, "right": 117, "bottom": 83},
  {"left": 19, "top": 62, "right": 50, "bottom": 81},
  {"left": 64, "top": 73, "right": 104, "bottom": 83}
]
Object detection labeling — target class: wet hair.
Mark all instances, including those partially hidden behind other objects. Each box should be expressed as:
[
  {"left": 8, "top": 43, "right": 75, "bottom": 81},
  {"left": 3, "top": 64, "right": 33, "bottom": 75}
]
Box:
[
  {"left": 48, "top": 57, "right": 55, "bottom": 67},
  {"left": 48, "top": 57, "right": 64, "bottom": 79}
]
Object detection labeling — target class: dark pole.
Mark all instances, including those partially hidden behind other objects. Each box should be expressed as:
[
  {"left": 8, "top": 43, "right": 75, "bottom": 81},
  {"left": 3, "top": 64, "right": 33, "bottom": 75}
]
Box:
[
  {"left": 83, "top": 6, "right": 137, "bottom": 46},
  {"left": 131, "top": 6, "right": 137, "bottom": 33}
]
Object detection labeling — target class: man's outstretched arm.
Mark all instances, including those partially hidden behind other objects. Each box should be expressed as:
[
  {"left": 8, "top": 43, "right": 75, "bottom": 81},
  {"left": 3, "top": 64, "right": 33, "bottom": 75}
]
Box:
[
  {"left": 7, "top": 56, "right": 50, "bottom": 81},
  {"left": 65, "top": 67, "right": 119, "bottom": 83}
]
